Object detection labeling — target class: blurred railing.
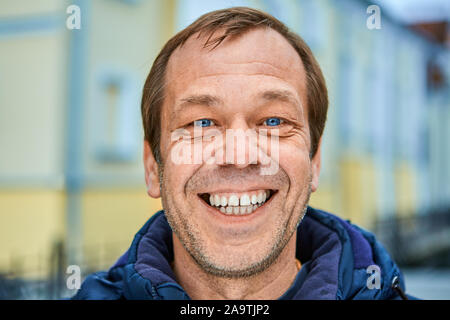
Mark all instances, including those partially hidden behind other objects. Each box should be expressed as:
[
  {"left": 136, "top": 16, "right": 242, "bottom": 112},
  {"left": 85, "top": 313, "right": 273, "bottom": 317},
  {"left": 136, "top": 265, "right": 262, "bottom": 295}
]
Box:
[
  {"left": 0, "top": 240, "right": 128, "bottom": 300},
  {"left": 374, "top": 207, "right": 450, "bottom": 267}
]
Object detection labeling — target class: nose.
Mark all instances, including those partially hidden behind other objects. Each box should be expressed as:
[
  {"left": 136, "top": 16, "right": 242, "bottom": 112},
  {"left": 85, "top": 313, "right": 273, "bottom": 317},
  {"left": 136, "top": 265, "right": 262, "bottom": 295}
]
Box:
[{"left": 218, "top": 118, "right": 259, "bottom": 169}]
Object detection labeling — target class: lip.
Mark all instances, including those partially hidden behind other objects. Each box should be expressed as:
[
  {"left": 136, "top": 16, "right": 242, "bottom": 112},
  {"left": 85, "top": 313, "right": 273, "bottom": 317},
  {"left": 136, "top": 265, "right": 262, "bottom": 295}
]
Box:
[
  {"left": 196, "top": 190, "right": 277, "bottom": 224},
  {"left": 195, "top": 185, "right": 277, "bottom": 195}
]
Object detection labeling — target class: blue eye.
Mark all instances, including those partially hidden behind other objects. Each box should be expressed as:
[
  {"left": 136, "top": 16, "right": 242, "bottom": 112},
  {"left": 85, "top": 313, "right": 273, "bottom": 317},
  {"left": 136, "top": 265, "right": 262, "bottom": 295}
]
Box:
[
  {"left": 264, "top": 117, "right": 283, "bottom": 126},
  {"left": 194, "top": 119, "right": 214, "bottom": 127}
]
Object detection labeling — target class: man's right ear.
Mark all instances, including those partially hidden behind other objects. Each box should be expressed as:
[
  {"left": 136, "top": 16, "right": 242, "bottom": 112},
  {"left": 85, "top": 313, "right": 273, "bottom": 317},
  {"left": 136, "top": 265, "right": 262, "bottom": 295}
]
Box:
[{"left": 143, "top": 140, "right": 161, "bottom": 198}]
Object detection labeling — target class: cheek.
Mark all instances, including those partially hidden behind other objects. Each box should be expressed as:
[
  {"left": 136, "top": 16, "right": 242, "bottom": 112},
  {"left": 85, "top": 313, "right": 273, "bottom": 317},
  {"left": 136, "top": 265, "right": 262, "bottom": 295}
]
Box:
[
  {"left": 278, "top": 143, "right": 311, "bottom": 188},
  {"left": 162, "top": 148, "right": 199, "bottom": 203},
  {"left": 160, "top": 135, "right": 191, "bottom": 194},
  {"left": 277, "top": 146, "right": 311, "bottom": 226}
]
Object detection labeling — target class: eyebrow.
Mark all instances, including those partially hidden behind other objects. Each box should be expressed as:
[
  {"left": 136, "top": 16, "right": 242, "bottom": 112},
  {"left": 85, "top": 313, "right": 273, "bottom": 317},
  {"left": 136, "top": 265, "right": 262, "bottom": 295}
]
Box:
[
  {"left": 259, "top": 89, "right": 301, "bottom": 107},
  {"left": 175, "top": 89, "right": 301, "bottom": 113},
  {"left": 176, "top": 94, "right": 223, "bottom": 112}
]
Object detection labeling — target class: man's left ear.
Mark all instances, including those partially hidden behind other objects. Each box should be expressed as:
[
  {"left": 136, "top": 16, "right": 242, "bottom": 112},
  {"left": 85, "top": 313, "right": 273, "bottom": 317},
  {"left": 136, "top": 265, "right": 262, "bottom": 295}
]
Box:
[{"left": 311, "top": 137, "right": 322, "bottom": 193}]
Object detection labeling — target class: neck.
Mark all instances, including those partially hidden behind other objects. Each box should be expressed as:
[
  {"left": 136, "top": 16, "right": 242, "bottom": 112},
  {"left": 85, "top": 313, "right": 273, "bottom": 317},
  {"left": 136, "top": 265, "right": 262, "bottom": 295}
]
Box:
[{"left": 172, "top": 232, "right": 299, "bottom": 300}]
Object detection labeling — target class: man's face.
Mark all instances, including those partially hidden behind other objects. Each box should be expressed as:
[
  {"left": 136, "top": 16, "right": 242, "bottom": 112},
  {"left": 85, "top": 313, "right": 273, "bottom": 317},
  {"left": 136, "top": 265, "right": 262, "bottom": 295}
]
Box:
[{"left": 146, "top": 28, "right": 321, "bottom": 277}]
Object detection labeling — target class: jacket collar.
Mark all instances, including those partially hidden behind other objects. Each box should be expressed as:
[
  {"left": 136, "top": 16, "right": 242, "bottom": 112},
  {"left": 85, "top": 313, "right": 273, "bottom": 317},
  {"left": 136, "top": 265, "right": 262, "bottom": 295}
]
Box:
[{"left": 108, "top": 206, "right": 405, "bottom": 300}]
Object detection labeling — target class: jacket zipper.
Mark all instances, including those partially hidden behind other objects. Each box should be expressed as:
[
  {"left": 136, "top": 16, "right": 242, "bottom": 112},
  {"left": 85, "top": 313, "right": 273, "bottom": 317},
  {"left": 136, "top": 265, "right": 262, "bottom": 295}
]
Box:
[{"left": 391, "top": 276, "right": 408, "bottom": 300}]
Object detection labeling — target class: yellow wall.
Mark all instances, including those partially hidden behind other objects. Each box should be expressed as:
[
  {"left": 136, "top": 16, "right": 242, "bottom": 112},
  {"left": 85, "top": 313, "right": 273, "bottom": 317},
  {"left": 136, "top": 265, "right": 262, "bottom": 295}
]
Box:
[
  {"left": 0, "top": 32, "right": 67, "bottom": 179},
  {"left": 0, "top": 188, "right": 163, "bottom": 275},
  {"left": 309, "top": 183, "right": 340, "bottom": 216},
  {"left": 339, "top": 157, "right": 378, "bottom": 227},
  {"left": 0, "top": 189, "right": 66, "bottom": 277},
  {"left": 309, "top": 156, "right": 378, "bottom": 228},
  {"left": 81, "top": 189, "right": 162, "bottom": 265}
]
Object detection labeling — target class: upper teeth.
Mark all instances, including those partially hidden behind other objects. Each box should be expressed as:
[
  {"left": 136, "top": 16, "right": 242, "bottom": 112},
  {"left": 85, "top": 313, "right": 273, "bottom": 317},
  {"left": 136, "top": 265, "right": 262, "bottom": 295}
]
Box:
[{"left": 208, "top": 190, "right": 270, "bottom": 207}]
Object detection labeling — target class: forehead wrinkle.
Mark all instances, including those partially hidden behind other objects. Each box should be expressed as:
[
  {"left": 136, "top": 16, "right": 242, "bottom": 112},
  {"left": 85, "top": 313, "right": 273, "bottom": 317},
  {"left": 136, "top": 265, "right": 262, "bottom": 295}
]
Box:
[
  {"left": 169, "top": 74, "right": 307, "bottom": 119},
  {"left": 209, "top": 60, "right": 294, "bottom": 73},
  {"left": 168, "top": 69, "right": 304, "bottom": 105},
  {"left": 169, "top": 60, "right": 300, "bottom": 84}
]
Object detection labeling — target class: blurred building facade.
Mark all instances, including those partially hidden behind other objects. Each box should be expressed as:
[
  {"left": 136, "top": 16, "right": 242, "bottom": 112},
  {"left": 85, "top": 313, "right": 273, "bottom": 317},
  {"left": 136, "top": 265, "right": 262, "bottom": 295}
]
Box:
[
  {"left": 0, "top": 0, "right": 449, "bottom": 295},
  {"left": 0, "top": 0, "right": 173, "bottom": 284}
]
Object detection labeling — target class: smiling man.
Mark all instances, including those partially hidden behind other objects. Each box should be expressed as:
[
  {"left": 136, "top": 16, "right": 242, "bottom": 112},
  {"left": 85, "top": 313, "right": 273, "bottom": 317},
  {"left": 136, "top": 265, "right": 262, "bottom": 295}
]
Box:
[{"left": 73, "top": 7, "right": 414, "bottom": 300}]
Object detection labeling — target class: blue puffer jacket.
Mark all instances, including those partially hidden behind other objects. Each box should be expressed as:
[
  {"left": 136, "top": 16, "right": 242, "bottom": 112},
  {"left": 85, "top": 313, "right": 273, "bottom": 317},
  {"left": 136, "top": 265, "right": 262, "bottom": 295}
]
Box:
[{"left": 72, "top": 206, "right": 416, "bottom": 300}]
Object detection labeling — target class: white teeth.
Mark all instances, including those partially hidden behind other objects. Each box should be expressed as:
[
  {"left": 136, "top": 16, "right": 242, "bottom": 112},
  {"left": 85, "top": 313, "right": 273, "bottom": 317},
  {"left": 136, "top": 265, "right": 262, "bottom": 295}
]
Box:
[
  {"left": 257, "top": 192, "right": 263, "bottom": 204},
  {"left": 206, "top": 190, "right": 272, "bottom": 215},
  {"left": 214, "top": 194, "right": 220, "bottom": 206},
  {"left": 214, "top": 203, "right": 266, "bottom": 216},
  {"left": 228, "top": 195, "right": 239, "bottom": 206},
  {"left": 221, "top": 196, "right": 228, "bottom": 207},
  {"left": 240, "top": 194, "right": 250, "bottom": 206},
  {"left": 218, "top": 205, "right": 255, "bottom": 215}
]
